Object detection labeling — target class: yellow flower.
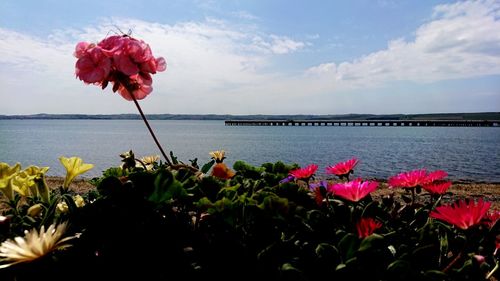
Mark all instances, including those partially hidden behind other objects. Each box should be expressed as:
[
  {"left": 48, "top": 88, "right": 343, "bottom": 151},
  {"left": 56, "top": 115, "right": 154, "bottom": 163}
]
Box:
[
  {"left": 0, "top": 162, "right": 21, "bottom": 201},
  {"left": 139, "top": 155, "right": 160, "bottom": 170},
  {"left": 8, "top": 166, "right": 49, "bottom": 198},
  {"left": 59, "top": 156, "right": 94, "bottom": 190},
  {"left": 27, "top": 203, "right": 43, "bottom": 218},
  {"left": 73, "top": 195, "right": 85, "bottom": 208},
  {"left": 57, "top": 196, "right": 85, "bottom": 214},
  {"left": 0, "top": 222, "right": 77, "bottom": 268},
  {"left": 10, "top": 172, "right": 33, "bottom": 197},
  {"left": 209, "top": 150, "right": 226, "bottom": 163},
  {"left": 57, "top": 202, "right": 69, "bottom": 214}
]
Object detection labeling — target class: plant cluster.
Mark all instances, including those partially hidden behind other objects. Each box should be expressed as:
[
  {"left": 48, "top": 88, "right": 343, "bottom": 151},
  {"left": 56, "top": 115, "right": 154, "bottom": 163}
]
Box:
[{"left": 0, "top": 154, "right": 498, "bottom": 281}]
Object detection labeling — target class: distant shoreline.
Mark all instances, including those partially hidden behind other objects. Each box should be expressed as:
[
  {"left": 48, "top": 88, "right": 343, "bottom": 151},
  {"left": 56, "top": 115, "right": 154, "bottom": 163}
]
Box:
[{"left": 1, "top": 112, "right": 499, "bottom": 121}]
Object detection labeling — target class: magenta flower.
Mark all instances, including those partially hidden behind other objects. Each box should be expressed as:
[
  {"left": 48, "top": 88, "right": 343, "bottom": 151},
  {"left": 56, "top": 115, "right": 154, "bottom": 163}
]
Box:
[
  {"left": 289, "top": 164, "right": 318, "bottom": 180},
  {"left": 430, "top": 199, "right": 491, "bottom": 230},
  {"left": 388, "top": 169, "right": 428, "bottom": 189},
  {"left": 482, "top": 210, "right": 500, "bottom": 228},
  {"left": 327, "top": 179, "right": 378, "bottom": 202},
  {"left": 424, "top": 170, "right": 448, "bottom": 184},
  {"left": 311, "top": 186, "right": 325, "bottom": 206},
  {"left": 356, "top": 218, "right": 382, "bottom": 238},
  {"left": 422, "top": 181, "right": 452, "bottom": 195},
  {"left": 308, "top": 181, "right": 328, "bottom": 205},
  {"left": 325, "top": 158, "right": 359, "bottom": 178}
]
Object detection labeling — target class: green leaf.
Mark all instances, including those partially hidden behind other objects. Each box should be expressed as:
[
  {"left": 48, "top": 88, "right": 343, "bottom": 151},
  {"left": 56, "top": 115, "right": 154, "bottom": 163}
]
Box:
[
  {"left": 148, "top": 170, "right": 186, "bottom": 204},
  {"left": 201, "top": 160, "right": 215, "bottom": 174},
  {"left": 189, "top": 158, "right": 199, "bottom": 169},
  {"left": 195, "top": 197, "right": 213, "bottom": 209},
  {"left": 438, "top": 230, "right": 448, "bottom": 266},
  {"left": 361, "top": 200, "right": 381, "bottom": 218},
  {"left": 358, "top": 233, "right": 385, "bottom": 253},
  {"left": 280, "top": 263, "right": 306, "bottom": 281},
  {"left": 217, "top": 184, "right": 241, "bottom": 200},
  {"left": 338, "top": 233, "right": 359, "bottom": 260},
  {"left": 315, "top": 243, "right": 341, "bottom": 264},
  {"left": 170, "top": 151, "right": 179, "bottom": 165},
  {"left": 97, "top": 176, "right": 123, "bottom": 197},
  {"left": 386, "top": 260, "right": 414, "bottom": 280},
  {"left": 423, "top": 270, "right": 448, "bottom": 281}
]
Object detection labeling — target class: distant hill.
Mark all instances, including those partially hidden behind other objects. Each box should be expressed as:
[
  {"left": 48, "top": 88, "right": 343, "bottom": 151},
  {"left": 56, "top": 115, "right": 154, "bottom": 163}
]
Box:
[{"left": 0, "top": 112, "right": 499, "bottom": 121}]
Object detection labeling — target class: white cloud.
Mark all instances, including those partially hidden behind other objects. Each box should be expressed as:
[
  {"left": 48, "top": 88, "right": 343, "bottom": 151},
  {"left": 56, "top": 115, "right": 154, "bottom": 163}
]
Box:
[
  {"left": 0, "top": 0, "right": 499, "bottom": 115},
  {"left": 0, "top": 18, "right": 307, "bottom": 114},
  {"left": 306, "top": 0, "right": 500, "bottom": 88}
]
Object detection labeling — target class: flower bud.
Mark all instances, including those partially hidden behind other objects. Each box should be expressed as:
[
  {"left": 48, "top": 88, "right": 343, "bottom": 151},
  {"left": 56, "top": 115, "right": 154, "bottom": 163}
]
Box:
[
  {"left": 57, "top": 202, "right": 69, "bottom": 214},
  {"left": 73, "top": 195, "right": 85, "bottom": 208},
  {"left": 27, "top": 203, "right": 43, "bottom": 218}
]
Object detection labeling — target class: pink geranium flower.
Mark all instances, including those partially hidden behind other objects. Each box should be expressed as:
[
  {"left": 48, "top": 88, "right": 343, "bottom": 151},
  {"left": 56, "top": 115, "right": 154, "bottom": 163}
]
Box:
[
  {"left": 327, "top": 179, "right": 378, "bottom": 202},
  {"left": 325, "top": 158, "right": 358, "bottom": 178},
  {"left": 75, "top": 45, "right": 112, "bottom": 84},
  {"left": 289, "top": 164, "right": 318, "bottom": 180},
  {"left": 429, "top": 199, "right": 491, "bottom": 230},
  {"left": 422, "top": 181, "right": 452, "bottom": 195},
  {"left": 75, "top": 35, "right": 166, "bottom": 101},
  {"left": 117, "top": 73, "right": 153, "bottom": 101},
  {"left": 356, "top": 218, "right": 382, "bottom": 238},
  {"left": 388, "top": 169, "right": 428, "bottom": 189}
]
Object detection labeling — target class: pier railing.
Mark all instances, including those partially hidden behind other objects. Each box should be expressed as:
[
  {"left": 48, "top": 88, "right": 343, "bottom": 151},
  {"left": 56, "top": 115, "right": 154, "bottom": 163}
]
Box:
[{"left": 225, "top": 119, "right": 500, "bottom": 127}]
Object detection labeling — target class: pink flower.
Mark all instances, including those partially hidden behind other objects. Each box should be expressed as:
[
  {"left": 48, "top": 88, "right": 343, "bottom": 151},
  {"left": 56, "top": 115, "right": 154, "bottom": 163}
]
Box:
[
  {"left": 473, "top": 255, "right": 485, "bottom": 265},
  {"left": 356, "top": 218, "right": 382, "bottom": 238},
  {"left": 140, "top": 57, "right": 167, "bottom": 74},
  {"left": 429, "top": 199, "right": 491, "bottom": 230},
  {"left": 289, "top": 164, "right": 318, "bottom": 180},
  {"left": 311, "top": 187, "right": 324, "bottom": 206},
  {"left": 422, "top": 181, "right": 452, "bottom": 195},
  {"left": 74, "top": 42, "right": 92, "bottom": 58},
  {"left": 74, "top": 35, "right": 166, "bottom": 101},
  {"left": 327, "top": 179, "right": 378, "bottom": 202},
  {"left": 388, "top": 169, "right": 428, "bottom": 189},
  {"left": 481, "top": 210, "right": 500, "bottom": 228},
  {"left": 97, "top": 35, "right": 126, "bottom": 55},
  {"left": 75, "top": 45, "right": 112, "bottom": 84},
  {"left": 117, "top": 73, "right": 153, "bottom": 101},
  {"left": 424, "top": 170, "right": 448, "bottom": 184},
  {"left": 325, "top": 158, "right": 359, "bottom": 177}
]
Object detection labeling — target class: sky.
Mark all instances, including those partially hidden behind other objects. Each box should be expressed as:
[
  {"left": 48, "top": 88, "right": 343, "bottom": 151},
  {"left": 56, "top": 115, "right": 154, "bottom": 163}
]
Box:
[{"left": 1, "top": 0, "right": 499, "bottom": 115}]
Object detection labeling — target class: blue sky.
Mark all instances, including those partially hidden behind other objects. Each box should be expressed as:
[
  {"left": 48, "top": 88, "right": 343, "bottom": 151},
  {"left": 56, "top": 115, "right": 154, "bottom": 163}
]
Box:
[{"left": 1, "top": 0, "right": 499, "bottom": 115}]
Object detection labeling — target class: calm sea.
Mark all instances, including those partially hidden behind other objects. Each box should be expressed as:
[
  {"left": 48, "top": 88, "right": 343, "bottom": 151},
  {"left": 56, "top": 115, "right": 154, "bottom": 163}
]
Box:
[{"left": 1, "top": 119, "right": 499, "bottom": 182}]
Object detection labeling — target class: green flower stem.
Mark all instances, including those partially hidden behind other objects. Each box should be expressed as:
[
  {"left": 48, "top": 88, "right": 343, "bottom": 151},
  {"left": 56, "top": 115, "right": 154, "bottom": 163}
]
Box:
[
  {"left": 443, "top": 250, "right": 463, "bottom": 273},
  {"left": 411, "top": 188, "right": 416, "bottom": 205},
  {"left": 486, "top": 261, "right": 499, "bottom": 280},
  {"left": 128, "top": 92, "right": 172, "bottom": 166}
]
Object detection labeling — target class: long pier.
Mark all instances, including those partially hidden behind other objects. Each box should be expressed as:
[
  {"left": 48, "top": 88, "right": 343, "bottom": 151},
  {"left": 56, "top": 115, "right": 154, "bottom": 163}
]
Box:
[{"left": 225, "top": 119, "right": 500, "bottom": 127}]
